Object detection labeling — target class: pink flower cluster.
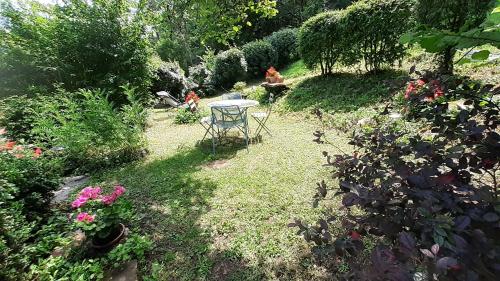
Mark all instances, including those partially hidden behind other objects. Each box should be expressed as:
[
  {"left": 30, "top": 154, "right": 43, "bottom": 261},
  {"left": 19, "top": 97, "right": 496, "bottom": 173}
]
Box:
[
  {"left": 71, "top": 185, "right": 126, "bottom": 208},
  {"left": 71, "top": 186, "right": 102, "bottom": 208},
  {"left": 76, "top": 212, "right": 95, "bottom": 223},
  {"left": 102, "top": 185, "right": 126, "bottom": 205}
]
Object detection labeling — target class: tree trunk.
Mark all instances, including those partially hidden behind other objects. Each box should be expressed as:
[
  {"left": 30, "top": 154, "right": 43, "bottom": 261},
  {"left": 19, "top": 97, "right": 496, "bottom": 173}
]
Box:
[{"left": 437, "top": 47, "right": 456, "bottom": 75}]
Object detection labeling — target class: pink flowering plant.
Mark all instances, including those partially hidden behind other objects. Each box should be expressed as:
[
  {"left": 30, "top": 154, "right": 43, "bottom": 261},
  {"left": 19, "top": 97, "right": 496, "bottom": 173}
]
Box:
[{"left": 71, "top": 185, "right": 132, "bottom": 240}]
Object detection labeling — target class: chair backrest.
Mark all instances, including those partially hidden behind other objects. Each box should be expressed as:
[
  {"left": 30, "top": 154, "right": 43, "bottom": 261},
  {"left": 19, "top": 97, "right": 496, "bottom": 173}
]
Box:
[
  {"left": 211, "top": 105, "right": 245, "bottom": 126},
  {"left": 222, "top": 92, "right": 242, "bottom": 100}
]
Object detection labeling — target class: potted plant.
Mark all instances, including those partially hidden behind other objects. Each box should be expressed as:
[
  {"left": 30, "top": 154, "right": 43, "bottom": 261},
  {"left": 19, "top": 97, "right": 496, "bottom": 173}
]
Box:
[
  {"left": 265, "top": 66, "right": 284, "bottom": 84},
  {"left": 71, "top": 185, "right": 132, "bottom": 250}
]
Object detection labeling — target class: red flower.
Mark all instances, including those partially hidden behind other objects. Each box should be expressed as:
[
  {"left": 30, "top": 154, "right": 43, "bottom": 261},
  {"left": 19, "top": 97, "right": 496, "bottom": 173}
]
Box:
[
  {"left": 434, "top": 90, "right": 444, "bottom": 99},
  {"left": 5, "top": 141, "right": 16, "bottom": 150},
  {"left": 417, "top": 79, "right": 426, "bottom": 86},
  {"left": 424, "top": 96, "right": 435, "bottom": 102},
  {"left": 404, "top": 82, "right": 416, "bottom": 99},
  {"left": 34, "top": 147, "right": 42, "bottom": 158},
  {"left": 0, "top": 128, "right": 6, "bottom": 135},
  {"left": 350, "top": 231, "right": 361, "bottom": 240},
  {"left": 185, "top": 91, "right": 200, "bottom": 104},
  {"left": 14, "top": 153, "right": 24, "bottom": 159}
]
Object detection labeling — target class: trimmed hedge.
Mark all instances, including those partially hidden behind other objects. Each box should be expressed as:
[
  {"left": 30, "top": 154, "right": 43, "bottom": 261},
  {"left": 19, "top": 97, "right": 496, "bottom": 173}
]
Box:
[
  {"left": 298, "top": 11, "right": 348, "bottom": 75},
  {"left": 343, "top": 0, "right": 413, "bottom": 72},
  {"left": 242, "top": 40, "right": 277, "bottom": 78},
  {"left": 298, "top": 0, "right": 413, "bottom": 74},
  {"left": 211, "top": 48, "right": 247, "bottom": 89},
  {"left": 265, "top": 28, "right": 299, "bottom": 67}
]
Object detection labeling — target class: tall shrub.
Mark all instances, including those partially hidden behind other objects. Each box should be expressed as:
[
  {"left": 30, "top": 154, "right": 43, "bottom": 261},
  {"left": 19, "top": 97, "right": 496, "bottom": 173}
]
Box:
[
  {"left": 0, "top": 0, "right": 154, "bottom": 103},
  {"left": 343, "top": 0, "right": 413, "bottom": 72},
  {"left": 211, "top": 48, "right": 247, "bottom": 89},
  {"left": 298, "top": 11, "right": 348, "bottom": 75},
  {"left": 265, "top": 28, "right": 299, "bottom": 67},
  {"left": 31, "top": 88, "right": 146, "bottom": 173},
  {"left": 242, "top": 40, "right": 278, "bottom": 78}
]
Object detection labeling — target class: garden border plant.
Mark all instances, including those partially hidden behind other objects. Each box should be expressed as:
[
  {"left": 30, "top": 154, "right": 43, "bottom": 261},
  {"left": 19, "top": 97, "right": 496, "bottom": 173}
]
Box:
[{"left": 290, "top": 67, "right": 499, "bottom": 280}]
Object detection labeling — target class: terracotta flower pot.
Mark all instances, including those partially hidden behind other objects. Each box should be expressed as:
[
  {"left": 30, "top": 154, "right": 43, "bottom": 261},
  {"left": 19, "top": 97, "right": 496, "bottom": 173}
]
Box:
[{"left": 91, "top": 223, "right": 126, "bottom": 251}]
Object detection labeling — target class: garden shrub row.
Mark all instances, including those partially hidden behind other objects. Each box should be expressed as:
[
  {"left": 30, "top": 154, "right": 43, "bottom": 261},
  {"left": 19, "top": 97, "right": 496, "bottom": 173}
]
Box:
[
  {"left": 298, "top": 0, "right": 413, "bottom": 74},
  {"left": 208, "top": 28, "right": 298, "bottom": 89}
]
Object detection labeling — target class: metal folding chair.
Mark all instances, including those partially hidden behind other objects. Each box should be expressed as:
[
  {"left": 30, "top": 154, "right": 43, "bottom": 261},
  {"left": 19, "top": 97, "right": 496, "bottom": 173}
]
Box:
[
  {"left": 199, "top": 116, "right": 215, "bottom": 142},
  {"left": 252, "top": 94, "right": 274, "bottom": 137},
  {"left": 211, "top": 105, "right": 249, "bottom": 154}
]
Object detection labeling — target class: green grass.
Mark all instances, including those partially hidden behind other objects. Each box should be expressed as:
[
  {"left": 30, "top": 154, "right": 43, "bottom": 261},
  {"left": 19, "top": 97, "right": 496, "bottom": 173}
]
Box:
[
  {"left": 88, "top": 48, "right": 498, "bottom": 280},
  {"left": 280, "top": 60, "right": 312, "bottom": 79},
  {"left": 91, "top": 98, "right": 349, "bottom": 280}
]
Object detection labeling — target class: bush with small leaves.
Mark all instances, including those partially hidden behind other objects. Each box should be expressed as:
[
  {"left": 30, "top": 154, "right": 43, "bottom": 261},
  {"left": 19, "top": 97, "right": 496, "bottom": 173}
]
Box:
[
  {"left": 298, "top": 11, "right": 349, "bottom": 75},
  {"left": 264, "top": 28, "right": 298, "bottom": 67},
  {"left": 211, "top": 48, "right": 247, "bottom": 89},
  {"left": 343, "top": 0, "right": 414, "bottom": 72},
  {"left": 242, "top": 40, "right": 278, "bottom": 78}
]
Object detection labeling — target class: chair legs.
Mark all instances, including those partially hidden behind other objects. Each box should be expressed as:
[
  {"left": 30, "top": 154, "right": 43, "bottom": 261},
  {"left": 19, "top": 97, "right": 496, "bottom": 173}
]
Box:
[{"left": 253, "top": 115, "right": 272, "bottom": 138}]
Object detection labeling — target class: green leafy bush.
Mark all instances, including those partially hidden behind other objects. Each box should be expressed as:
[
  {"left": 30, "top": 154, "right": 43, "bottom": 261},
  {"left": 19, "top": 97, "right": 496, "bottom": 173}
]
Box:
[
  {"left": 0, "top": 95, "right": 38, "bottom": 142},
  {"left": 265, "top": 28, "right": 299, "bottom": 67},
  {"left": 231, "top": 81, "right": 247, "bottom": 92},
  {"left": 152, "top": 61, "right": 195, "bottom": 99},
  {"left": 242, "top": 40, "right": 278, "bottom": 78},
  {"left": 174, "top": 108, "right": 202, "bottom": 124},
  {"left": 211, "top": 48, "right": 247, "bottom": 89},
  {"left": 343, "top": 0, "right": 413, "bottom": 72},
  {"left": 245, "top": 86, "right": 268, "bottom": 104},
  {"left": 32, "top": 88, "right": 146, "bottom": 173},
  {"left": 0, "top": 0, "right": 154, "bottom": 103},
  {"left": 106, "top": 234, "right": 153, "bottom": 268},
  {"left": 298, "top": 11, "right": 348, "bottom": 75}
]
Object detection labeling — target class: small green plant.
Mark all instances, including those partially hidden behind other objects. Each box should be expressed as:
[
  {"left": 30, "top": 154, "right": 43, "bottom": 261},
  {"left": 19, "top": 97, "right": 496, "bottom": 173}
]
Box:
[
  {"left": 231, "top": 81, "right": 247, "bottom": 92},
  {"left": 245, "top": 86, "right": 268, "bottom": 104},
  {"left": 174, "top": 108, "right": 202, "bottom": 124},
  {"left": 106, "top": 234, "right": 153, "bottom": 267}
]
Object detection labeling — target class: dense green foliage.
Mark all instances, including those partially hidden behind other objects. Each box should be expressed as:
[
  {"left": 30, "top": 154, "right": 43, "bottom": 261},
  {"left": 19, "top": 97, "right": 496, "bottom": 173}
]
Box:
[
  {"left": 402, "top": 0, "right": 497, "bottom": 74},
  {"left": 0, "top": 0, "right": 154, "bottom": 103},
  {"left": 264, "top": 28, "right": 299, "bottom": 67},
  {"left": 0, "top": 95, "right": 38, "bottom": 141},
  {"left": 242, "top": 40, "right": 278, "bottom": 78},
  {"left": 30, "top": 88, "right": 146, "bottom": 173},
  {"left": 343, "top": 0, "right": 413, "bottom": 72},
  {"left": 298, "top": 0, "right": 412, "bottom": 74},
  {"left": 298, "top": 11, "right": 347, "bottom": 75},
  {"left": 211, "top": 48, "right": 247, "bottom": 89}
]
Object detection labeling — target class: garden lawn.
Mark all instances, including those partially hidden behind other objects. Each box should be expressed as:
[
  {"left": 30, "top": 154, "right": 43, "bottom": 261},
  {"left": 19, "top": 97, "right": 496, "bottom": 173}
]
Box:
[{"left": 91, "top": 96, "right": 349, "bottom": 280}]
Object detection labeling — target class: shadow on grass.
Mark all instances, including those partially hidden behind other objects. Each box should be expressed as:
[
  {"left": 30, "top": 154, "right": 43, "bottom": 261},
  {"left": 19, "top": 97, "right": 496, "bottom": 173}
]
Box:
[
  {"left": 283, "top": 70, "right": 408, "bottom": 113},
  {"left": 101, "top": 146, "right": 269, "bottom": 280}
]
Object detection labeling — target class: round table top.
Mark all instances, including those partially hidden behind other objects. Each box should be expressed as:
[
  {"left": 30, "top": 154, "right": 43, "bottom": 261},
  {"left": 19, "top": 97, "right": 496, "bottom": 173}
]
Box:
[{"left": 207, "top": 99, "right": 259, "bottom": 108}]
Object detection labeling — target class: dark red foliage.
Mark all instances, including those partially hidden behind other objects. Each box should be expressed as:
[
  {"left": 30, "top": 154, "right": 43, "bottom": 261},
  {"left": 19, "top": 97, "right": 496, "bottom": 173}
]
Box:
[{"left": 292, "top": 67, "right": 500, "bottom": 280}]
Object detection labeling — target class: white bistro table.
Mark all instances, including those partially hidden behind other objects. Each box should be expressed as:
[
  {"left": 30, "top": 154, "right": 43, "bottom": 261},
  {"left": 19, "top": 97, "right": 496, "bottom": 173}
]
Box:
[{"left": 206, "top": 99, "right": 259, "bottom": 108}]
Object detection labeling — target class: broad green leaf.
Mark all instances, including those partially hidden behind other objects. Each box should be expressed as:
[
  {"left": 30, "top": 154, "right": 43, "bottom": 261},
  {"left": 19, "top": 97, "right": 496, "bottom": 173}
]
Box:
[{"left": 471, "top": 50, "right": 490, "bottom": 60}]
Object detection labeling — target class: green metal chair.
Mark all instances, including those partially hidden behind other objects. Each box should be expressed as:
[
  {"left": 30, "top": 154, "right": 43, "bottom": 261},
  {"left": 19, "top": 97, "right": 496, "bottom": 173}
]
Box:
[
  {"left": 211, "top": 105, "right": 249, "bottom": 154},
  {"left": 251, "top": 93, "right": 274, "bottom": 137}
]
